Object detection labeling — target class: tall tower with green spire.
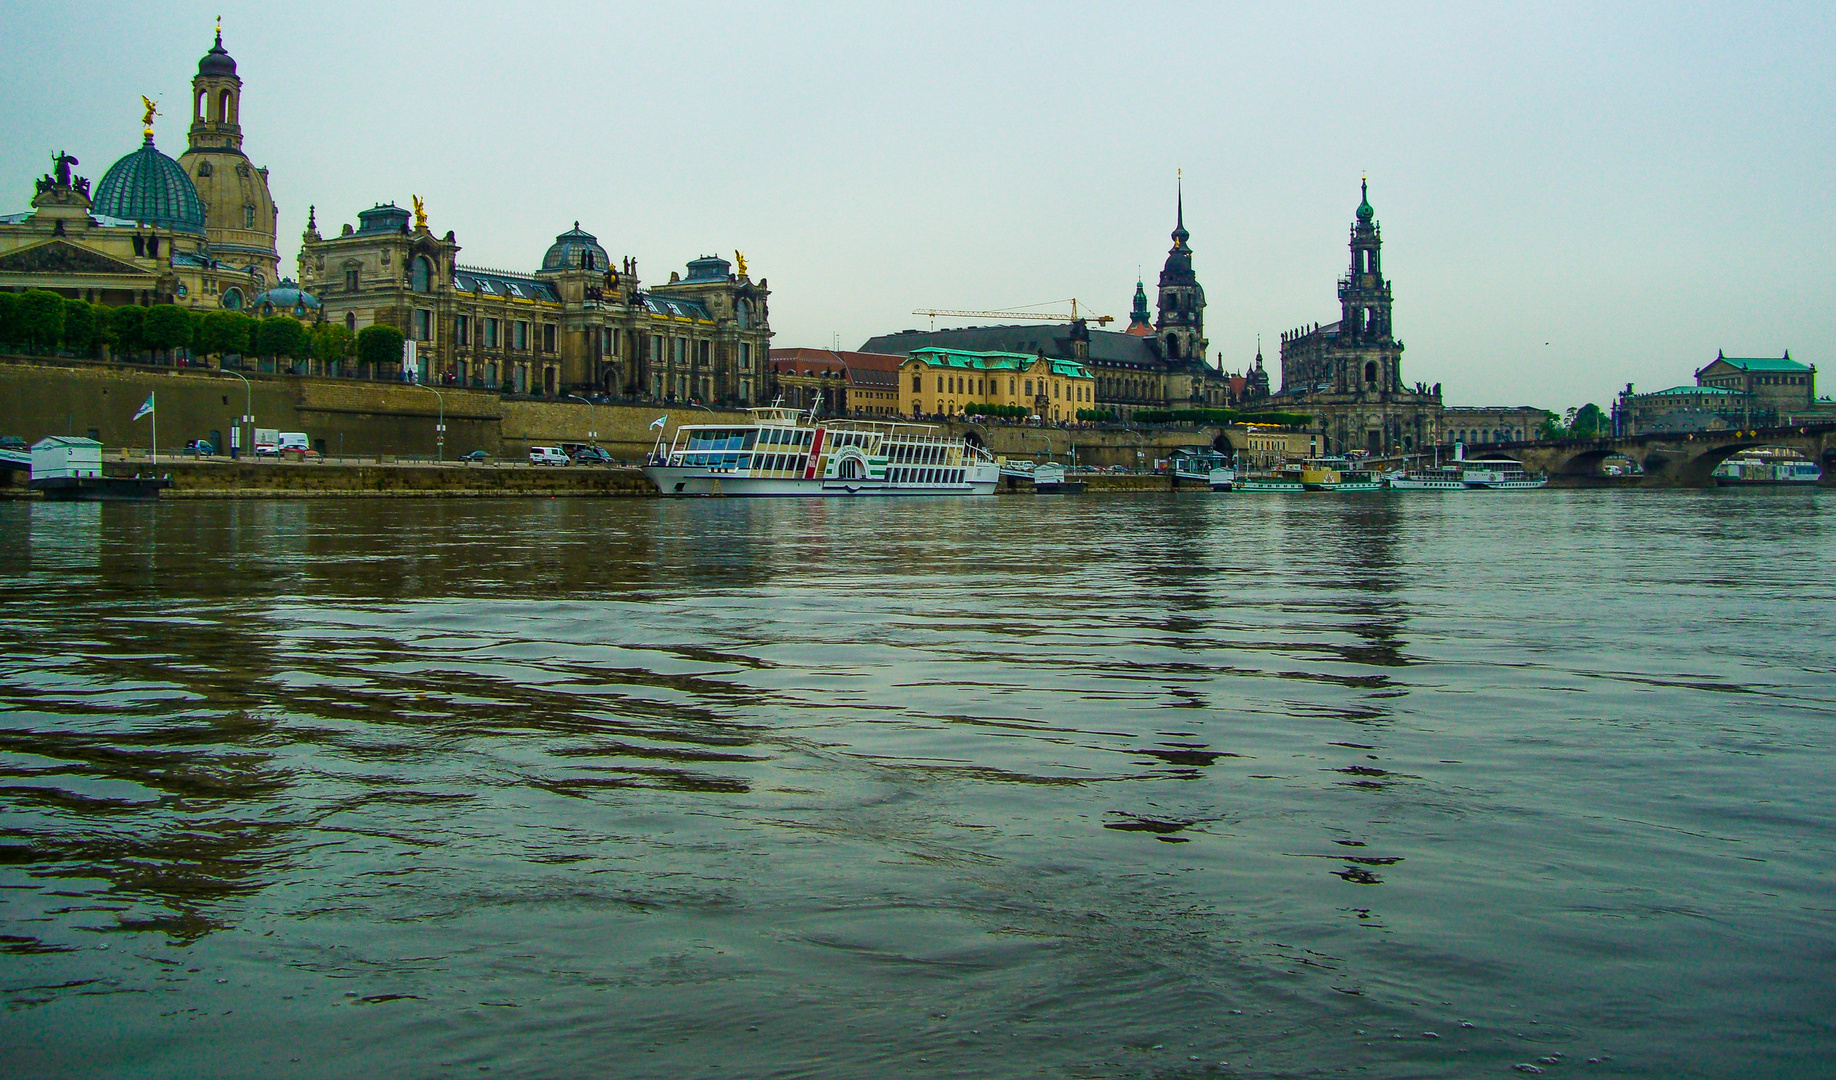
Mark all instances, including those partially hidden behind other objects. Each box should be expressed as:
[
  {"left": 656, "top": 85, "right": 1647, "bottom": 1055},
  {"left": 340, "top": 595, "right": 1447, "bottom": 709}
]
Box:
[
  {"left": 1154, "top": 178, "right": 1207, "bottom": 363},
  {"left": 1126, "top": 276, "right": 1152, "bottom": 336}
]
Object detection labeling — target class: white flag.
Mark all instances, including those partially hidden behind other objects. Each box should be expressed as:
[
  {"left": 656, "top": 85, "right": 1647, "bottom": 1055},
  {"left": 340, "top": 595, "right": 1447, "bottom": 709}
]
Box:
[
  {"left": 132, "top": 393, "right": 155, "bottom": 421},
  {"left": 649, "top": 416, "right": 667, "bottom": 431}
]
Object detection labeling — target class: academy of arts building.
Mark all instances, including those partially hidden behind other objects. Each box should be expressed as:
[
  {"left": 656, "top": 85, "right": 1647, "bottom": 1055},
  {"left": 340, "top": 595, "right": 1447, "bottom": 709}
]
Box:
[{"left": 0, "top": 29, "right": 773, "bottom": 405}]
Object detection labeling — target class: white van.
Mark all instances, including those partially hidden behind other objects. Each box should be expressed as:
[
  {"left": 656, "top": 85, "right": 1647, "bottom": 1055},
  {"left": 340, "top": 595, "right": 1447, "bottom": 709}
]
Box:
[
  {"left": 528, "top": 446, "right": 570, "bottom": 466},
  {"left": 275, "top": 432, "right": 310, "bottom": 453}
]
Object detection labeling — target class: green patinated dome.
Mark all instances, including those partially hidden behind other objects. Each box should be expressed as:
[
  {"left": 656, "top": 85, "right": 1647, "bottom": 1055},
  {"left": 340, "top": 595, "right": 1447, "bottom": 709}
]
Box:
[
  {"left": 92, "top": 136, "right": 206, "bottom": 234},
  {"left": 1356, "top": 178, "right": 1374, "bottom": 223}
]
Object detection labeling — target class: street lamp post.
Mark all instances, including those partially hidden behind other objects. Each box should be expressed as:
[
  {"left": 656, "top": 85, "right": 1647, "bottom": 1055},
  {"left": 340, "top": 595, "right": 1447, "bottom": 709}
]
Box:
[
  {"left": 416, "top": 384, "right": 445, "bottom": 461},
  {"left": 223, "top": 369, "right": 252, "bottom": 459}
]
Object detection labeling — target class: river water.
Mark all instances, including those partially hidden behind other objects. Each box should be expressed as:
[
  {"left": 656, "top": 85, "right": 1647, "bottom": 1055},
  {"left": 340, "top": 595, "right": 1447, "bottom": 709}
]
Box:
[{"left": 1, "top": 491, "right": 1831, "bottom": 1079}]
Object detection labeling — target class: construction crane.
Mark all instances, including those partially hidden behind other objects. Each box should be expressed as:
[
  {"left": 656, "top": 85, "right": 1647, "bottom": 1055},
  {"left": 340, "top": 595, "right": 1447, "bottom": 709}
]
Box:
[{"left": 913, "top": 299, "right": 1114, "bottom": 331}]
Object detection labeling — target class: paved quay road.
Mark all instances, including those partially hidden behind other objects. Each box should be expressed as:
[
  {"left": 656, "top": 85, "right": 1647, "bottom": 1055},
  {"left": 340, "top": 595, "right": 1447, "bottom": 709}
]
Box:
[{"left": 0, "top": 490, "right": 1831, "bottom": 1079}]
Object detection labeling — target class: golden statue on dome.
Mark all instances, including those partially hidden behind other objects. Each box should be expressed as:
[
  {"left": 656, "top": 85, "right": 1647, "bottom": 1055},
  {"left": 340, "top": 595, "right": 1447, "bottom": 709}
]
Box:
[
  {"left": 140, "top": 96, "right": 159, "bottom": 139},
  {"left": 734, "top": 250, "right": 747, "bottom": 277},
  {"left": 412, "top": 195, "right": 427, "bottom": 231}
]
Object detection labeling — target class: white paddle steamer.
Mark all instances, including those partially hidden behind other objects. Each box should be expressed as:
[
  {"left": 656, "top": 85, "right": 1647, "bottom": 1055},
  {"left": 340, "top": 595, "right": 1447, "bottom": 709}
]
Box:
[{"left": 644, "top": 402, "right": 1000, "bottom": 497}]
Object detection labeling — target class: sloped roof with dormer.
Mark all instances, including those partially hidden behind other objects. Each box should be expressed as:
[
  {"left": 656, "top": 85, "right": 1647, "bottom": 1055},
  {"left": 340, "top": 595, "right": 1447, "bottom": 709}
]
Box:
[{"left": 454, "top": 265, "right": 561, "bottom": 303}]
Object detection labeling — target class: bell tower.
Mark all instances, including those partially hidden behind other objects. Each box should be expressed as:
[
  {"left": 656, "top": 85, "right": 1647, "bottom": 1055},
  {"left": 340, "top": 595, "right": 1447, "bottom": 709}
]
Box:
[
  {"left": 1339, "top": 179, "right": 1392, "bottom": 346},
  {"left": 177, "top": 23, "right": 280, "bottom": 287},
  {"left": 188, "top": 24, "right": 242, "bottom": 153},
  {"left": 1155, "top": 179, "right": 1206, "bottom": 363}
]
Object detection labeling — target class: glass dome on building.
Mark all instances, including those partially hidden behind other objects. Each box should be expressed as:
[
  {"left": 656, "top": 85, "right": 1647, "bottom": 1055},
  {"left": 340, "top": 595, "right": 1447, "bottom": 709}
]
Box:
[
  {"left": 541, "top": 223, "right": 610, "bottom": 272},
  {"left": 92, "top": 136, "right": 207, "bottom": 235},
  {"left": 252, "top": 279, "right": 321, "bottom": 318}
]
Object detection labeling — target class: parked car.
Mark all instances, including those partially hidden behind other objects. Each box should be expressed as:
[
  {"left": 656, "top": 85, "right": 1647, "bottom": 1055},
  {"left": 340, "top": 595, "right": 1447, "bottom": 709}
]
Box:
[
  {"left": 462, "top": 450, "right": 489, "bottom": 463},
  {"left": 528, "top": 446, "right": 570, "bottom": 466},
  {"left": 186, "top": 439, "right": 215, "bottom": 456},
  {"left": 0, "top": 436, "right": 26, "bottom": 452},
  {"left": 570, "top": 446, "right": 613, "bottom": 466}
]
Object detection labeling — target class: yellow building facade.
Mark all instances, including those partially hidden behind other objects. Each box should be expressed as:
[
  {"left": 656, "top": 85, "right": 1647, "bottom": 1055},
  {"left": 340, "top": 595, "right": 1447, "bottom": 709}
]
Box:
[{"left": 897, "top": 347, "right": 1095, "bottom": 422}]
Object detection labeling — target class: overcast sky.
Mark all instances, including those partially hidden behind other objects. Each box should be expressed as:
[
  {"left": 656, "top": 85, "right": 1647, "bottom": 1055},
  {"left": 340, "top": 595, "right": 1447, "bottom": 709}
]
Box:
[{"left": 5, "top": 2, "right": 1831, "bottom": 409}]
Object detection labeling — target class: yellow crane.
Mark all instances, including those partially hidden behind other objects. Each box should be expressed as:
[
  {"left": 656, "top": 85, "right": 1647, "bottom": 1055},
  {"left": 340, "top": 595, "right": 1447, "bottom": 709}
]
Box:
[{"left": 913, "top": 299, "right": 1114, "bottom": 331}]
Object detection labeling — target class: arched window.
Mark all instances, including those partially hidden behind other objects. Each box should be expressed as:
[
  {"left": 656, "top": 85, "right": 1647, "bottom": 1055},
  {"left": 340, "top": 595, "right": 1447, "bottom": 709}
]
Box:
[
  {"left": 1364, "top": 361, "right": 1377, "bottom": 384},
  {"left": 410, "top": 256, "right": 433, "bottom": 293},
  {"left": 221, "top": 287, "right": 243, "bottom": 310},
  {"left": 735, "top": 299, "right": 750, "bottom": 329},
  {"left": 195, "top": 90, "right": 207, "bottom": 122},
  {"left": 1166, "top": 334, "right": 1180, "bottom": 360},
  {"left": 345, "top": 312, "right": 356, "bottom": 332},
  {"left": 218, "top": 89, "right": 232, "bottom": 123}
]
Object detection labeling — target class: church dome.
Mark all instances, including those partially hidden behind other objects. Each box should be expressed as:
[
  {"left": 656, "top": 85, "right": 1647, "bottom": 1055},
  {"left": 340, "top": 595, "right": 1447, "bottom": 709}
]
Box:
[
  {"left": 92, "top": 136, "right": 206, "bottom": 234},
  {"left": 252, "top": 279, "right": 321, "bottom": 318},
  {"left": 1356, "top": 179, "right": 1374, "bottom": 223},
  {"left": 198, "top": 30, "right": 237, "bottom": 77},
  {"left": 541, "top": 223, "right": 610, "bottom": 271}
]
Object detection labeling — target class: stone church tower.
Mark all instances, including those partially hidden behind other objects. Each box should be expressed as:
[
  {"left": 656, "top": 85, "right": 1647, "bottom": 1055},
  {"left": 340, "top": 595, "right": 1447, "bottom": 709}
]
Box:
[
  {"left": 177, "top": 27, "right": 280, "bottom": 291},
  {"left": 1274, "top": 180, "right": 1441, "bottom": 455},
  {"left": 1155, "top": 184, "right": 1206, "bottom": 363},
  {"left": 1336, "top": 178, "right": 1398, "bottom": 389}
]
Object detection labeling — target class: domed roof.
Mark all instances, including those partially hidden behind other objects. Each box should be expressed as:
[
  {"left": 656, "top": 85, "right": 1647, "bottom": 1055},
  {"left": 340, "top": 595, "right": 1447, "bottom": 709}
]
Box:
[
  {"left": 198, "top": 29, "right": 237, "bottom": 78},
  {"left": 541, "top": 223, "right": 610, "bottom": 272},
  {"left": 92, "top": 136, "right": 206, "bottom": 234},
  {"left": 252, "top": 279, "right": 321, "bottom": 316},
  {"left": 1356, "top": 178, "right": 1374, "bottom": 223}
]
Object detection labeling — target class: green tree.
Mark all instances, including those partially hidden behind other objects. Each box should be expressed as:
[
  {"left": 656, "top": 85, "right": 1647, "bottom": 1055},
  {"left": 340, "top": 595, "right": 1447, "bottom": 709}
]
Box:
[
  {"left": 142, "top": 304, "right": 194, "bottom": 360},
  {"left": 1570, "top": 403, "right": 1605, "bottom": 440},
  {"left": 1537, "top": 410, "right": 1566, "bottom": 440},
  {"left": 15, "top": 290, "right": 66, "bottom": 351},
  {"left": 356, "top": 324, "right": 404, "bottom": 376},
  {"left": 60, "top": 298, "right": 99, "bottom": 355},
  {"left": 109, "top": 304, "right": 147, "bottom": 359},
  {"left": 257, "top": 315, "right": 309, "bottom": 364},
  {"left": 311, "top": 322, "right": 355, "bottom": 372},
  {"left": 0, "top": 292, "right": 20, "bottom": 349},
  {"left": 196, "top": 310, "right": 255, "bottom": 360}
]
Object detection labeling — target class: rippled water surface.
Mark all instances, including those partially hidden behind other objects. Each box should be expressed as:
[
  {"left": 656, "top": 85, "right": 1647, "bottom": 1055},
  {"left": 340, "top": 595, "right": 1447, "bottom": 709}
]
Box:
[{"left": 2, "top": 491, "right": 1833, "bottom": 1079}]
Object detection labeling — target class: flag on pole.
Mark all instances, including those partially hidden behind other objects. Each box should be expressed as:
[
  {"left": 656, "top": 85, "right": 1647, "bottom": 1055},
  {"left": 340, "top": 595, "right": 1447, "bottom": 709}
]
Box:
[
  {"left": 132, "top": 392, "right": 155, "bottom": 421},
  {"left": 649, "top": 416, "right": 667, "bottom": 430}
]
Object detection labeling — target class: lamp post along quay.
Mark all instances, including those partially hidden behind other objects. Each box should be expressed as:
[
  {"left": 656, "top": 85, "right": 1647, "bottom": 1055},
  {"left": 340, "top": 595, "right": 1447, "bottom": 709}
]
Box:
[
  {"left": 223, "top": 369, "right": 252, "bottom": 458},
  {"left": 417, "top": 384, "right": 446, "bottom": 461}
]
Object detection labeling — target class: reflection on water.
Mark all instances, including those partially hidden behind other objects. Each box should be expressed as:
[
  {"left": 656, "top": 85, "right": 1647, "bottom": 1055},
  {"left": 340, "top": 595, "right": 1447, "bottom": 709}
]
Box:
[{"left": 1, "top": 491, "right": 1833, "bottom": 1078}]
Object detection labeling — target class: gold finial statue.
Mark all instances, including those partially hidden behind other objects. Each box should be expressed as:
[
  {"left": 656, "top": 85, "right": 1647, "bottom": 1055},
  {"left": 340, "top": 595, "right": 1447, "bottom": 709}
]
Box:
[
  {"left": 412, "top": 195, "right": 427, "bottom": 231},
  {"left": 140, "top": 96, "right": 159, "bottom": 140},
  {"left": 734, "top": 250, "right": 747, "bottom": 277}
]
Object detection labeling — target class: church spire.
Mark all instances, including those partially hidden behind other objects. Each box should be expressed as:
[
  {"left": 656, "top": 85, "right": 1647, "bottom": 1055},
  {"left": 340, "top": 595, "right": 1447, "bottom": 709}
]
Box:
[
  {"left": 1127, "top": 276, "right": 1152, "bottom": 335},
  {"left": 1172, "top": 173, "right": 1189, "bottom": 247}
]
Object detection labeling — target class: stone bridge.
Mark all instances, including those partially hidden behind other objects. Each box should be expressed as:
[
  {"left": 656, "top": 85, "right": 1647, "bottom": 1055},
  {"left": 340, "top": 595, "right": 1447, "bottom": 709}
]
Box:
[{"left": 1501, "top": 424, "right": 1836, "bottom": 487}]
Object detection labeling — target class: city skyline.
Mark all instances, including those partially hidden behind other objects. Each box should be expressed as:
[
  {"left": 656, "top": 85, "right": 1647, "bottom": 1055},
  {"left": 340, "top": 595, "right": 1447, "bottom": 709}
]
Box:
[{"left": 3, "top": 2, "right": 1829, "bottom": 410}]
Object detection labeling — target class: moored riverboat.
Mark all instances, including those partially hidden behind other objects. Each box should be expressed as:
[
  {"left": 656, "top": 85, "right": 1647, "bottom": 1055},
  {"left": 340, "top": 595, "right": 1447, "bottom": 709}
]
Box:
[
  {"left": 644, "top": 406, "right": 1000, "bottom": 497},
  {"left": 1388, "top": 466, "right": 1466, "bottom": 491},
  {"left": 1299, "top": 457, "right": 1384, "bottom": 492},
  {"left": 1712, "top": 450, "right": 1821, "bottom": 485},
  {"left": 1032, "top": 462, "right": 1086, "bottom": 494},
  {"left": 1460, "top": 458, "right": 1548, "bottom": 489}
]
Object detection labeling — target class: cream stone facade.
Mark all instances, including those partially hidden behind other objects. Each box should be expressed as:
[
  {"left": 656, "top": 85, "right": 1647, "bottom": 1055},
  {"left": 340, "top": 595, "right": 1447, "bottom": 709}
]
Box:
[{"left": 299, "top": 207, "right": 772, "bottom": 402}]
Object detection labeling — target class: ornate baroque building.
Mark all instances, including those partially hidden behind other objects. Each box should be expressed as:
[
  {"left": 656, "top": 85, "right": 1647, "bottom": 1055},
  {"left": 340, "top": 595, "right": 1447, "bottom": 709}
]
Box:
[
  {"left": 0, "top": 30, "right": 280, "bottom": 311},
  {"left": 298, "top": 204, "right": 773, "bottom": 402},
  {"left": 1273, "top": 182, "right": 1442, "bottom": 454},
  {"left": 861, "top": 191, "right": 1240, "bottom": 413}
]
